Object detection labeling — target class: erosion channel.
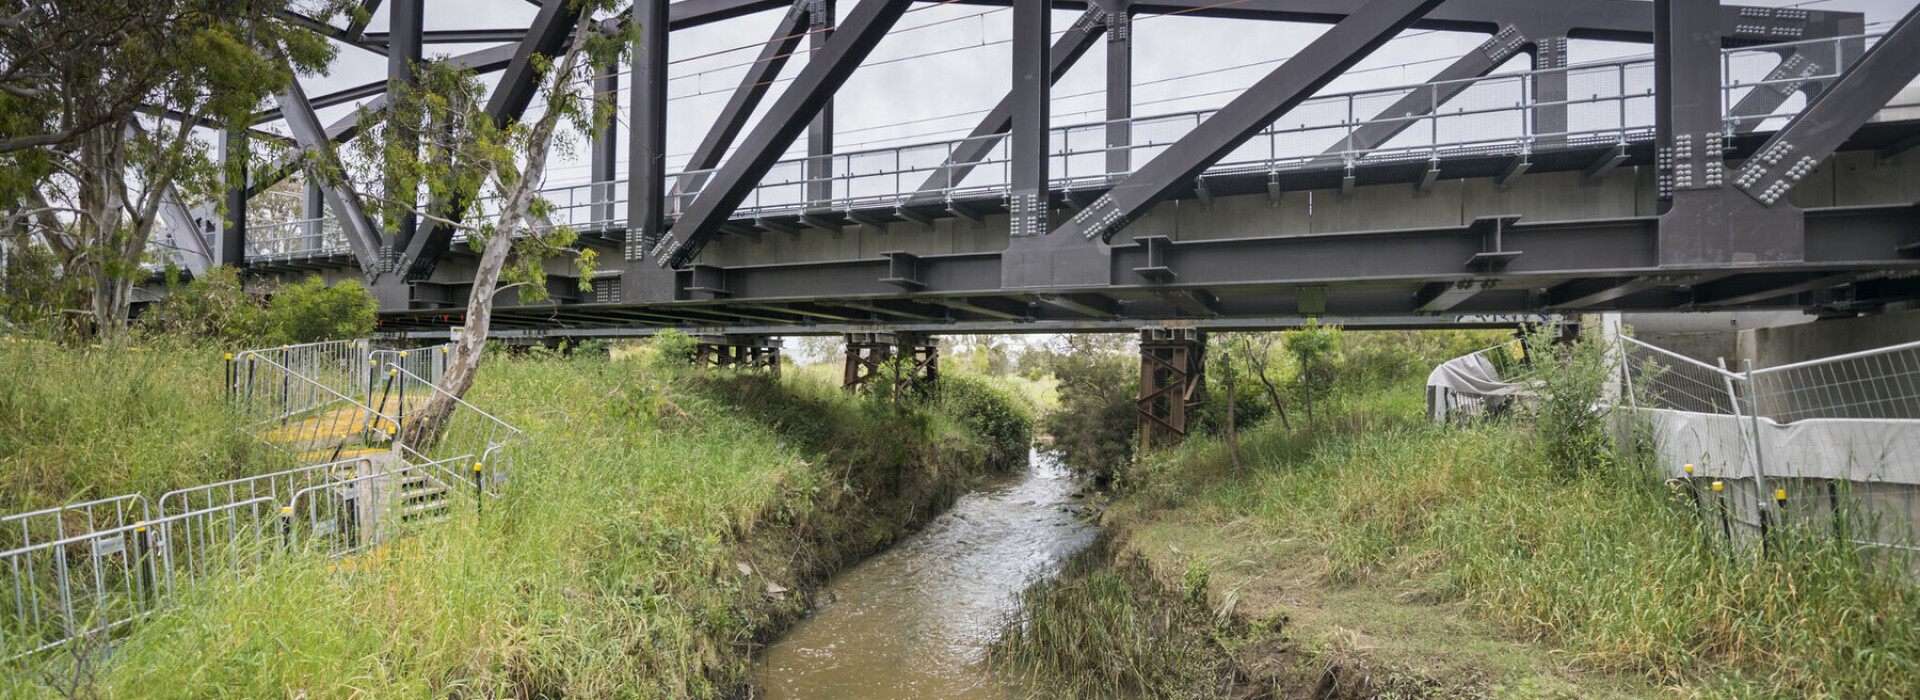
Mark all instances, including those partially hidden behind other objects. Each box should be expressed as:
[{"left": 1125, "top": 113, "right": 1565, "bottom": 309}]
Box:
[{"left": 753, "top": 449, "right": 1097, "bottom": 698}]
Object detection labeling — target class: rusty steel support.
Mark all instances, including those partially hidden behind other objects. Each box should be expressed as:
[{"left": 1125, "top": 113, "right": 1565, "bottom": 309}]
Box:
[
  {"left": 696, "top": 334, "right": 782, "bottom": 376},
  {"left": 841, "top": 332, "right": 937, "bottom": 390},
  {"left": 1137, "top": 327, "right": 1206, "bottom": 450}
]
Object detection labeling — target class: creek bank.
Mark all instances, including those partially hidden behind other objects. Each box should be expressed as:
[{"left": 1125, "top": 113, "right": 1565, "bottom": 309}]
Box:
[{"left": 752, "top": 450, "right": 1099, "bottom": 699}]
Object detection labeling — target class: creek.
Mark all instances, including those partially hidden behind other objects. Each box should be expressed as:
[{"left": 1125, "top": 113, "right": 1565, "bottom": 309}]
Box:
[{"left": 752, "top": 449, "right": 1098, "bottom": 699}]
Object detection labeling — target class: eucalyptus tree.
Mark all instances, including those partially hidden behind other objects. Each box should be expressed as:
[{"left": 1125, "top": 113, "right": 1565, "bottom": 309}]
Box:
[
  {"left": 1, "top": 0, "right": 335, "bottom": 334},
  {"left": 327, "top": 1, "right": 631, "bottom": 440}
]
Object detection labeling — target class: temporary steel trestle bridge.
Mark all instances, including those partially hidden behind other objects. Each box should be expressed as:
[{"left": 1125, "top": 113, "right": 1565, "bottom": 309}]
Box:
[{"left": 158, "top": 0, "right": 1920, "bottom": 337}]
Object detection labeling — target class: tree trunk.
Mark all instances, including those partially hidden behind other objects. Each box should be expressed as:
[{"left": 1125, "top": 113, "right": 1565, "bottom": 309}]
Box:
[
  {"left": 1224, "top": 348, "right": 1240, "bottom": 470},
  {"left": 1242, "top": 336, "right": 1291, "bottom": 432},
  {"left": 401, "top": 13, "right": 596, "bottom": 452}
]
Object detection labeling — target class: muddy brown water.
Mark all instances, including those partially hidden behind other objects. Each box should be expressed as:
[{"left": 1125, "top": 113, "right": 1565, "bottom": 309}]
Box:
[{"left": 752, "top": 449, "right": 1098, "bottom": 699}]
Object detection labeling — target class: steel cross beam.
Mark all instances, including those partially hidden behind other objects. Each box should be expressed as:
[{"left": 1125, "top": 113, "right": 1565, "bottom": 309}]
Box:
[
  {"left": 938, "top": 0, "right": 1856, "bottom": 45},
  {"left": 401, "top": 0, "right": 588, "bottom": 282},
  {"left": 909, "top": 9, "right": 1108, "bottom": 200},
  {"left": 676, "top": 0, "right": 815, "bottom": 198},
  {"left": 1056, "top": 0, "right": 1447, "bottom": 243},
  {"left": 1321, "top": 22, "right": 1530, "bottom": 162},
  {"left": 1735, "top": 5, "right": 1920, "bottom": 208},
  {"left": 273, "top": 78, "right": 384, "bottom": 274},
  {"left": 655, "top": 0, "right": 915, "bottom": 270}
]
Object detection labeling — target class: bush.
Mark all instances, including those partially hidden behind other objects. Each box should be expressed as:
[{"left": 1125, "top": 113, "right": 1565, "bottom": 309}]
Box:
[
  {"left": 1038, "top": 337, "right": 1138, "bottom": 481},
  {"left": 1524, "top": 322, "right": 1615, "bottom": 475},
  {"left": 934, "top": 373, "right": 1035, "bottom": 468},
  {"left": 142, "top": 266, "right": 267, "bottom": 343},
  {"left": 260, "top": 276, "right": 376, "bottom": 344},
  {"left": 648, "top": 328, "right": 697, "bottom": 369},
  {"left": 140, "top": 272, "right": 375, "bottom": 346}
]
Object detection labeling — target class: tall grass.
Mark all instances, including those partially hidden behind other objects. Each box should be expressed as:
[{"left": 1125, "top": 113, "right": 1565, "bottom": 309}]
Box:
[
  {"left": 0, "top": 338, "right": 285, "bottom": 513},
  {"left": 4, "top": 349, "right": 1029, "bottom": 698},
  {"left": 1117, "top": 372, "right": 1920, "bottom": 698}
]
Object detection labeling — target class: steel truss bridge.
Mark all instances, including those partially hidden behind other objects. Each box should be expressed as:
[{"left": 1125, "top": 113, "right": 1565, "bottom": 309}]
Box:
[{"left": 150, "top": 0, "right": 1920, "bottom": 338}]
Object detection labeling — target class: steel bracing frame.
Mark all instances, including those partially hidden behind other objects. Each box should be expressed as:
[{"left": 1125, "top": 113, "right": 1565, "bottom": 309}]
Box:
[{"left": 155, "top": 0, "right": 1920, "bottom": 336}]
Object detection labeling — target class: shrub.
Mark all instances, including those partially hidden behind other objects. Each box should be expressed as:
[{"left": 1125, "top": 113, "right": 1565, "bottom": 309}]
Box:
[
  {"left": 648, "top": 328, "right": 697, "bottom": 369},
  {"left": 260, "top": 276, "right": 376, "bottom": 344},
  {"left": 934, "top": 373, "right": 1035, "bottom": 468},
  {"left": 141, "top": 266, "right": 267, "bottom": 343},
  {"left": 1524, "top": 322, "right": 1613, "bottom": 474},
  {"left": 1038, "top": 337, "right": 1138, "bottom": 480}
]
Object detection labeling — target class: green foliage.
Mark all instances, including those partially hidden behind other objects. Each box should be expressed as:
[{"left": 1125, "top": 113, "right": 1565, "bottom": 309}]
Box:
[
  {"left": 647, "top": 328, "right": 697, "bottom": 369},
  {"left": 1114, "top": 352, "right": 1920, "bottom": 699},
  {"left": 1033, "top": 335, "right": 1139, "bottom": 480},
  {"left": 993, "top": 538, "right": 1252, "bottom": 699},
  {"left": 5, "top": 1, "right": 337, "bottom": 331},
  {"left": 0, "top": 338, "right": 285, "bottom": 514},
  {"left": 933, "top": 373, "right": 1036, "bottom": 468},
  {"left": 1523, "top": 323, "right": 1615, "bottom": 475},
  {"left": 1283, "top": 320, "right": 1342, "bottom": 424},
  {"left": 140, "top": 272, "right": 374, "bottom": 346},
  {"left": 5, "top": 345, "right": 1022, "bottom": 697},
  {"left": 142, "top": 266, "right": 264, "bottom": 343},
  {"left": 0, "top": 236, "right": 79, "bottom": 333},
  {"left": 259, "top": 276, "right": 377, "bottom": 345}
]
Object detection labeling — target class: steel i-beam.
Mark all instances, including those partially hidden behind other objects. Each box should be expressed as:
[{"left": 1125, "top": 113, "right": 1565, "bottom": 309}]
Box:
[
  {"left": 1057, "top": 0, "right": 1446, "bottom": 242},
  {"left": 655, "top": 0, "right": 916, "bottom": 270},
  {"left": 676, "top": 1, "right": 813, "bottom": 197},
  {"left": 910, "top": 9, "right": 1107, "bottom": 199},
  {"left": 624, "top": 0, "right": 670, "bottom": 302},
  {"left": 1734, "top": 4, "right": 1920, "bottom": 208},
  {"left": 402, "top": 0, "right": 587, "bottom": 282},
  {"left": 1009, "top": 0, "right": 1051, "bottom": 239},
  {"left": 274, "top": 78, "right": 384, "bottom": 273}
]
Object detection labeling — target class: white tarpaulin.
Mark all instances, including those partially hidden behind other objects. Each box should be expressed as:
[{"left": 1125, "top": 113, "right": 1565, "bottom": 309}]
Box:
[
  {"left": 1629, "top": 407, "right": 1920, "bottom": 485},
  {"left": 1426, "top": 347, "right": 1532, "bottom": 423}
]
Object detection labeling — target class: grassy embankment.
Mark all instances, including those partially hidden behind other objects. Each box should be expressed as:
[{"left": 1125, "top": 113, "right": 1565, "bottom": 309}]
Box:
[
  {"left": 1, "top": 338, "right": 288, "bottom": 514},
  {"left": 2, "top": 340, "right": 1033, "bottom": 698},
  {"left": 998, "top": 335, "right": 1919, "bottom": 699}
]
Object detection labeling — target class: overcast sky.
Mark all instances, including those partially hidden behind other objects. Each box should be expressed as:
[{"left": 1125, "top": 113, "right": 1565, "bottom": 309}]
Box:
[{"left": 285, "top": 0, "right": 1920, "bottom": 193}]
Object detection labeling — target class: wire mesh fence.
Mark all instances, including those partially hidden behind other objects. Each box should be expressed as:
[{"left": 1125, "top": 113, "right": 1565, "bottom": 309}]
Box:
[{"left": 1620, "top": 336, "right": 1920, "bottom": 557}]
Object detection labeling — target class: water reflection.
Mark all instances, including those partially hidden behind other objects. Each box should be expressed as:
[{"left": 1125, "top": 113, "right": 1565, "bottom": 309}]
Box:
[{"left": 753, "top": 450, "right": 1098, "bottom": 699}]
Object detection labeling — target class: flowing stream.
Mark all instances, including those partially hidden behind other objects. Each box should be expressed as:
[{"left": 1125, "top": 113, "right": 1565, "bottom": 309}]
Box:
[{"left": 752, "top": 449, "right": 1098, "bottom": 699}]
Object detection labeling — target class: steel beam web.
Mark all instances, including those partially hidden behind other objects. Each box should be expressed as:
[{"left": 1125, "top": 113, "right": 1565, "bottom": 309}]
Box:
[
  {"left": 910, "top": 9, "right": 1106, "bottom": 200},
  {"left": 655, "top": 0, "right": 915, "bottom": 270},
  {"left": 1734, "top": 5, "right": 1920, "bottom": 207},
  {"left": 1056, "top": 0, "right": 1447, "bottom": 243}
]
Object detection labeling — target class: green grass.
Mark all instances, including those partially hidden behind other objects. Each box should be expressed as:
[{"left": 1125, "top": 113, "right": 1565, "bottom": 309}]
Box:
[
  {"left": 0, "top": 338, "right": 286, "bottom": 513},
  {"left": 3, "top": 347, "right": 1030, "bottom": 698},
  {"left": 1103, "top": 373, "right": 1920, "bottom": 699}
]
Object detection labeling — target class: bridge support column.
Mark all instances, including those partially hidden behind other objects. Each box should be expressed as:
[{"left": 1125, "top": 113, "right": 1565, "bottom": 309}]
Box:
[
  {"left": 220, "top": 126, "right": 247, "bottom": 268},
  {"left": 1137, "top": 327, "right": 1206, "bottom": 450},
  {"left": 623, "top": 0, "right": 675, "bottom": 303},
  {"left": 805, "top": 0, "right": 836, "bottom": 209},
  {"left": 1530, "top": 35, "right": 1568, "bottom": 149},
  {"left": 696, "top": 334, "right": 781, "bottom": 376},
  {"left": 842, "top": 332, "right": 937, "bottom": 390}
]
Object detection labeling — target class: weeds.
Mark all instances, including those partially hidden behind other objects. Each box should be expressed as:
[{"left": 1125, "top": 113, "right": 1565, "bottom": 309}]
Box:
[{"left": 3, "top": 346, "right": 1030, "bottom": 698}]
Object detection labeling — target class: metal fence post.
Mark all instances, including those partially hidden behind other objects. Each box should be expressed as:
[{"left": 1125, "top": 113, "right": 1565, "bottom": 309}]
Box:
[
  {"left": 1742, "top": 358, "right": 1774, "bottom": 555},
  {"left": 134, "top": 522, "right": 155, "bottom": 604}
]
